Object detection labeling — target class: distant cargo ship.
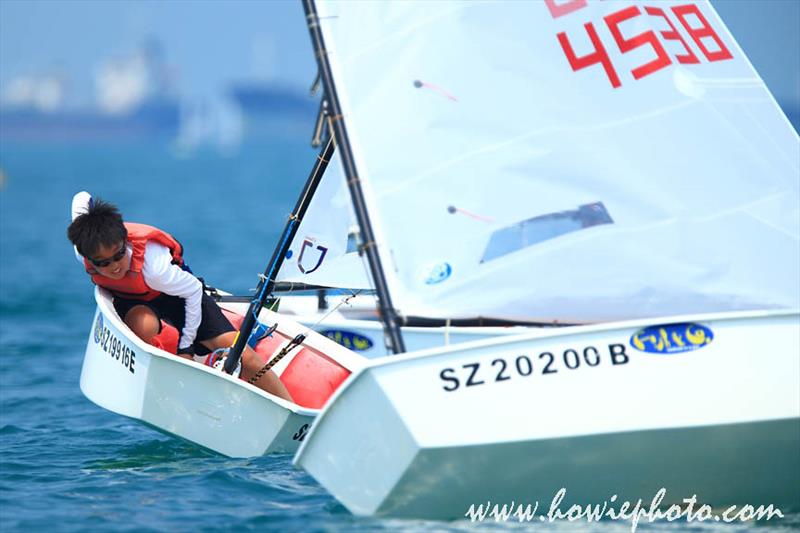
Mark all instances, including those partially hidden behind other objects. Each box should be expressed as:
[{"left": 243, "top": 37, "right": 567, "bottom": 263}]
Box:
[
  {"left": 228, "top": 83, "right": 318, "bottom": 138},
  {"left": 0, "top": 100, "right": 180, "bottom": 141},
  {"left": 0, "top": 41, "right": 181, "bottom": 142}
]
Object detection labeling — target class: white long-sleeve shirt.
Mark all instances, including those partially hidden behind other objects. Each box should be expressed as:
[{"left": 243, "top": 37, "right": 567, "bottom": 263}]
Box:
[
  {"left": 140, "top": 242, "right": 202, "bottom": 350},
  {"left": 72, "top": 192, "right": 202, "bottom": 350}
]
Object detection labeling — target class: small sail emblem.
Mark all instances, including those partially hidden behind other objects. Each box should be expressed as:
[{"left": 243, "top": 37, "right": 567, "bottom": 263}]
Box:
[
  {"left": 297, "top": 238, "right": 329, "bottom": 274},
  {"left": 424, "top": 262, "right": 453, "bottom": 285}
]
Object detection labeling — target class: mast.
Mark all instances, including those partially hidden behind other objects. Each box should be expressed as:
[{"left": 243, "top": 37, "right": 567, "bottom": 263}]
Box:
[
  {"left": 224, "top": 137, "right": 336, "bottom": 374},
  {"left": 302, "top": 0, "right": 406, "bottom": 354}
]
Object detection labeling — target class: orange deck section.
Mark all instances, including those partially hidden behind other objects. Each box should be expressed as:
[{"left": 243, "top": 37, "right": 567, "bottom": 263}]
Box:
[
  {"left": 145, "top": 310, "right": 351, "bottom": 408},
  {"left": 222, "top": 310, "right": 351, "bottom": 409}
]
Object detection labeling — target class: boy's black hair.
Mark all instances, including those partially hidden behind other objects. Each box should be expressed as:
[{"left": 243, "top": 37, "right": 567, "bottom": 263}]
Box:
[{"left": 67, "top": 198, "right": 128, "bottom": 258}]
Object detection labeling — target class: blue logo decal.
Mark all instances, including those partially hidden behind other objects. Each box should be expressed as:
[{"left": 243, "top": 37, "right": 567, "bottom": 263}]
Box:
[
  {"left": 94, "top": 314, "right": 104, "bottom": 344},
  {"left": 320, "top": 329, "right": 374, "bottom": 351},
  {"left": 630, "top": 323, "right": 713, "bottom": 354},
  {"left": 424, "top": 262, "right": 452, "bottom": 285}
]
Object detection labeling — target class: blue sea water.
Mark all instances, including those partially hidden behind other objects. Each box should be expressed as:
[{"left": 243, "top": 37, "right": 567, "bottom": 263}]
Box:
[{"left": 1, "top": 135, "right": 798, "bottom": 533}]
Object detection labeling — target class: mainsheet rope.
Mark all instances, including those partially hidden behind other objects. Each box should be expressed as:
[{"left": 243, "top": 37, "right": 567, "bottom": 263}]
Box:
[{"left": 246, "top": 288, "right": 363, "bottom": 385}]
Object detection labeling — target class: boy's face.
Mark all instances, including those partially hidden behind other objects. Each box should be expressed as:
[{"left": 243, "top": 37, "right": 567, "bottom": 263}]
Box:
[{"left": 89, "top": 242, "right": 130, "bottom": 280}]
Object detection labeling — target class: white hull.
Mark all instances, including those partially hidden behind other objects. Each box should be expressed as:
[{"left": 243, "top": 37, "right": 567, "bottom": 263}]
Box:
[
  {"left": 294, "top": 309, "right": 800, "bottom": 518},
  {"left": 80, "top": 288, "right": 365, "bottom": 457}
]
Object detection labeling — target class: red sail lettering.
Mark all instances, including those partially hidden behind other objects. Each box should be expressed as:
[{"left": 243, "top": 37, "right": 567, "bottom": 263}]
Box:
[
  {"left": 545, "top": 0, "right": 588, "bottom": 19},
  {"left": 557, "top": 22, "right": 621, "bottom": 88},
  {"left": 605, "top": 6, "right": 672, "bottom": 80},
  {"left": 672, "top": 4, "right": 733, "bottom": 62},
  {"left": 645, "top": 6, "right": 700, "bottom": 64}
]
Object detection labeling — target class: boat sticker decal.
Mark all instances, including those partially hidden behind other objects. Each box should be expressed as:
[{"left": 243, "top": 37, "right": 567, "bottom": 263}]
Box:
[
  {"left": 319, "top": 329, "right": 374, "bottom": 351},
  {"left": 424, "top": 262, "right": 452, "bottom": 285},
  {"left": 297, "top": 238, "right": 328, "bottom": 274},
  {"left": 293, "top": 423, "right": 310, "bottom": 442},
  {"left": 439, "top": 343, "right": 629, "bottom": 392},
  {"left": 630, "top": 323, "right": 713, "bottom": 354},
  {"left": 94, "top": 315, "right": 136, "bottom": 374}
]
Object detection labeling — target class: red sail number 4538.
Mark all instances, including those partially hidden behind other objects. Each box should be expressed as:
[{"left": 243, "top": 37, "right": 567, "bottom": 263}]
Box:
[{"left": 547, "top": 1, "right": 733, "bottom": 88}]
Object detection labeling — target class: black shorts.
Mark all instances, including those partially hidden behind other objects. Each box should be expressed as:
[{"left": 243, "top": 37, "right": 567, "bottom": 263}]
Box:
[{"left": 113, "top": 292, "right": 235, "bottom": 354}]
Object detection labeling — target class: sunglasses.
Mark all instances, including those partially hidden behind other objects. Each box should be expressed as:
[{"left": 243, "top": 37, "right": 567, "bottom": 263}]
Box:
[{"left": 90, "top": 244, "right": 127, "bottom": 268}]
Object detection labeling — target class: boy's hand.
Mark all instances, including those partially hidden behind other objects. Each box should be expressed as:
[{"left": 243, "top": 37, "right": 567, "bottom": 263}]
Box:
[
  {"left": 177, "top": 344, "right": 195, "bottom": 360},
  {"left": 71, "top": 191, "right": 93, "bottom": 221}
]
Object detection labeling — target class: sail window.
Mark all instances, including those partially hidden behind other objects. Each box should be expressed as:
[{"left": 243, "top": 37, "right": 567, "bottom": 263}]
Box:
[{"left": 481, "top": 202, "right": 613, "bottom": 262}]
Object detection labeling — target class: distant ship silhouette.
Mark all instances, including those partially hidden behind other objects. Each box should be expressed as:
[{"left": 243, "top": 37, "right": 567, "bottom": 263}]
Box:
[{"left": 0, "top": 40, "right": 180, "bottom": 142}]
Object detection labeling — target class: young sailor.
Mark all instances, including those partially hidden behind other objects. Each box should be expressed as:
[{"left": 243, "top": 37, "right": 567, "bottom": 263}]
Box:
[{"left": 67, "top": 191, "right": 292, "bottom": 402}]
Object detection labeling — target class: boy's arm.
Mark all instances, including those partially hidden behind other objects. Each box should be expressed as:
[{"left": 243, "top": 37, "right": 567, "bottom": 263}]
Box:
[{"left": 141, "top": 242, "right": 203, "bottom": 353}]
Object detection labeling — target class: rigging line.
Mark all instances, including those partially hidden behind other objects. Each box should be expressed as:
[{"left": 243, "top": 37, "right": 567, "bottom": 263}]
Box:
[
  {"left": 325, "top": 115, "right": 345, "bottom": 145},
  {"left": 251, "top": 274, "right": 282, "bottom": 320},
  {"left": 354, "top": 235, "right": 382, "bottom": 327},
  {"left": 292, "top": 150, "right": 331, "bottom": 210},
  {"left": 306, "top": 13, "right": 338, "bottom": 29},
  {"left": 247, "top": 333, "right": 306, "bottom": 385},
  {"left": 325, "top": 115, "right": 338, "bottom": 153},
  {"left": 301, "top": 289, "right": 364, "bottom": 335}
]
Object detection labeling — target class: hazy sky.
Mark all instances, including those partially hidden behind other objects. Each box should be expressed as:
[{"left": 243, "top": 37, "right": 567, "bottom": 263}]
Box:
[{"left": 0, "top": 0, "right": 797, "bottom": 110}]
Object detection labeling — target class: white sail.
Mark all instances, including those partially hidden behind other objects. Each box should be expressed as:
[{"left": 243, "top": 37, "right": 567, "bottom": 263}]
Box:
[
  {"left": 277, "top": 149, "right": 373, "bottom": 289},
  {"left": 311, "top": 0, "right": 799, "bottom": 322}
]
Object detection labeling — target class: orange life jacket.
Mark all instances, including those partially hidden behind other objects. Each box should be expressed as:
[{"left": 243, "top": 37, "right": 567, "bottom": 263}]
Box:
[{"left": 84, "top": 222, "right": 184, "bottom": 301}]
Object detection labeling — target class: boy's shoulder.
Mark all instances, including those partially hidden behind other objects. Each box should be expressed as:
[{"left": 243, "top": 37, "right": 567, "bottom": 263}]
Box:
[
  {"left": 142, "top": 240, "right": 173, "bottom": 258},
  {"left": 140, "top": 241, "right": 178, "bottom": 277},
  {"left": 125, "top": 221, "right": 162, "bottom": 233}
]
